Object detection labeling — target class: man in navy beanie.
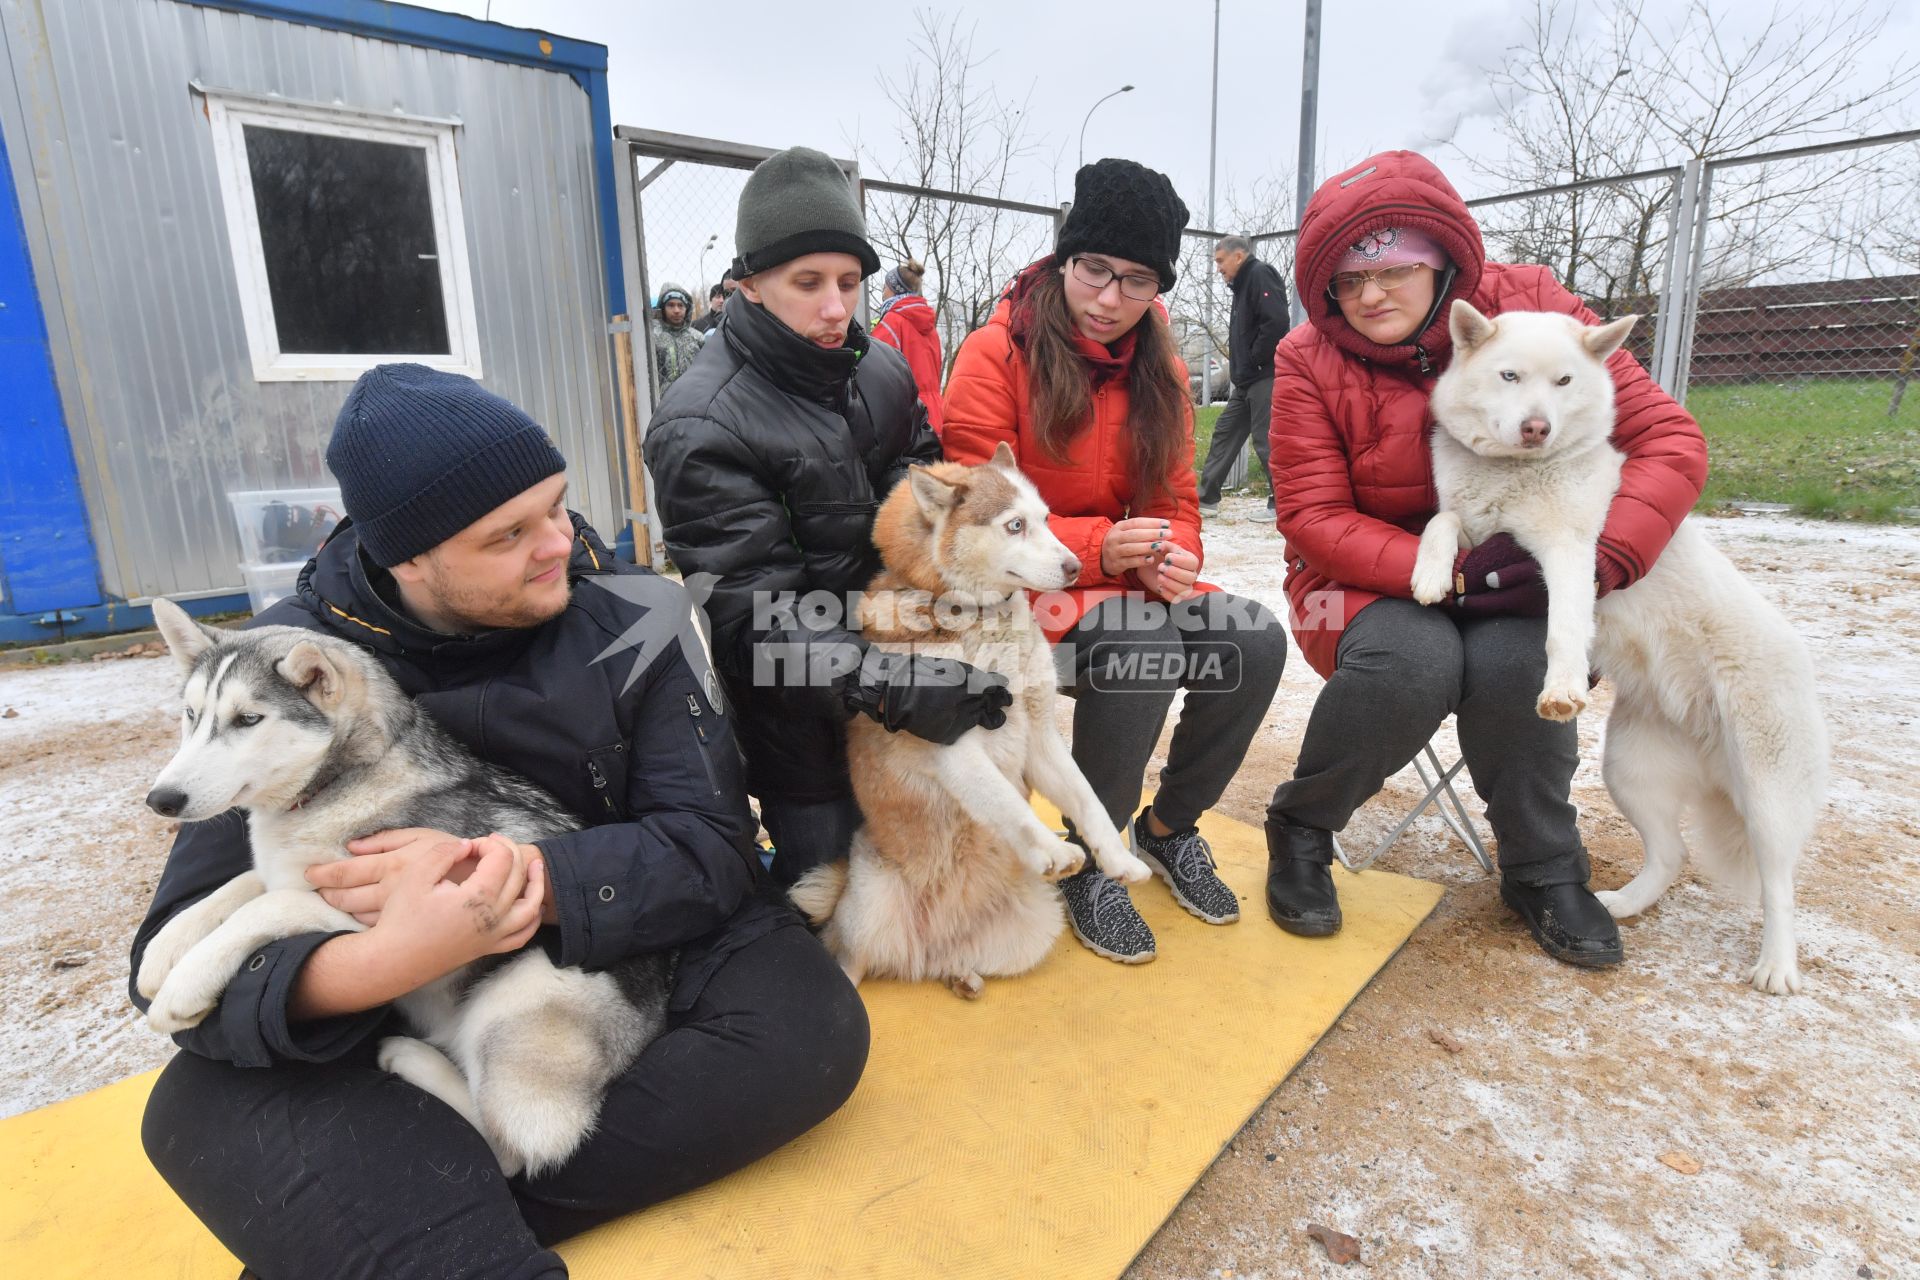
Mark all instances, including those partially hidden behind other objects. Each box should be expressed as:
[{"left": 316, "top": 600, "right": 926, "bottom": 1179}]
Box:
[{"left": 132, "top": 365, "right": 870, "bottom": 1279}]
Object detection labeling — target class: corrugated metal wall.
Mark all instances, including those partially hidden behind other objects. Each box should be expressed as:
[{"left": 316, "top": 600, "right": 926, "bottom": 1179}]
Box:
[{"left": 0, "top": 0, "right": 620, "bottom": 601}]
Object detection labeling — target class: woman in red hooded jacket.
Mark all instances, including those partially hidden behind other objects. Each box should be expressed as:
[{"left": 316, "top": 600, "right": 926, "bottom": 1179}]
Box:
[
  {"left": 1261, "top": 151, "right": 1707, "bottom": 968},
  {"left": 872, "top": 258, "right": 945, "bottom": 435},
  {"left": 945, "top": 159, "right": 1288, "bottom": 965}
]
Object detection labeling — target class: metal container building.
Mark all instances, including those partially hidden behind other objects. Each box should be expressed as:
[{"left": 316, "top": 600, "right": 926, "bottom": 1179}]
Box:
[{"left": 0, "top": 0, "right": 626, "bottom": 640}]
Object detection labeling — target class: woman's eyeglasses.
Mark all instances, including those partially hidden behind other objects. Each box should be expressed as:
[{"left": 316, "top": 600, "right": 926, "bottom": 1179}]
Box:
[
  {"left": 1070, "top": 256, "right": 1161, "bottom": 302},
  {"left": 1326, "top": 262, "right": 1430, "bottom": 301}
]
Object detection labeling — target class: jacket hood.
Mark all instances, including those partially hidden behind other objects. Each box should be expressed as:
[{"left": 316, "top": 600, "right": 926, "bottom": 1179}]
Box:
[
  {"left": 722, "top": 294, "right": 872, "bottom": 406},
  {"left": 296, "top": 512, "right": 615, "bottom": 664},
  {"left": 995, "top": 256, "right": 1138, "bottom": 385},
  {"left": 657, "top": 281, "right": 694, "bottom": 332},
  {"left": 1294, "top": 150, "right": 1486, "bottom": 366},
  {"left": 877, "top": 291, "right": 937, "bottom": 333}
]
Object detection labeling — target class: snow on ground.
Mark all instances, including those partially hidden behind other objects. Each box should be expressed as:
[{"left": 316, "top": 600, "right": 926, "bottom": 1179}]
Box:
[{"left": 2, "top": 508, "right": 1917, "bottom": 1277}]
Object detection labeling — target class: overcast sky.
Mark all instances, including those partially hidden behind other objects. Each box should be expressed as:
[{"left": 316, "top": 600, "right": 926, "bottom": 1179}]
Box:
[{"left": 415, "top": 0, "right": 1918, "bottom": 291}]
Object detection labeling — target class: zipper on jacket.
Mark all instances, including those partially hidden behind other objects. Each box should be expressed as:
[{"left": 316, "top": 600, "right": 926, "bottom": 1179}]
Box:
[
  {"left": 1415, "top": 345, "right": 1433, "bottom": 375},
  {"left": 688, "top": 696, "right": 722, "bottom": 797}
]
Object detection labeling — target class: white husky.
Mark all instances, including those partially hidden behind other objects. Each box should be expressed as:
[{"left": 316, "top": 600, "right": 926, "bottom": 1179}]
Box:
[
  {"left": 1412, "top": 302, "right": 1828, "bottom": 994},
  {"left": 790, "top": 445, "right": 1153, "bottom": 997}
]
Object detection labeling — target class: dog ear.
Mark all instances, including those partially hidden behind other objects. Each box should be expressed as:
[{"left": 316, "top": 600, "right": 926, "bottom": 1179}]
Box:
[
  {"left": 907, "top": 466, "right": 964, "bottom": 518},
  {"left": 278, "top": 640, "right": 359, "bottom": 711},
  {"left": 1449, "top": 300, "right": 1497, "bottom": 353},
  {"left": 151, "top": 597, "right": 224, "bottom": 674},
  {"left": 986, "top": 441, "right": 1019, "bottom": 472},
  {"left": 1582, "top": 314, "right": 1638, "bottom": 362}
]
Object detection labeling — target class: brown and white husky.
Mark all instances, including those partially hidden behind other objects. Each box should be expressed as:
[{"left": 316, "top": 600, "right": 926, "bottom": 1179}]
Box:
[{"left": 789, "top": 444, "right": 1152, "bottom": 997}]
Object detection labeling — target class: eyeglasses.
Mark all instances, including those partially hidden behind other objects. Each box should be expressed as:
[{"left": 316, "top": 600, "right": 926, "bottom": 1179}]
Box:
[
  {"left": 1327, "top": 262, "right": 1430, "bottom": 301},
  {"left": 1070, "top": 256, "right": 1161, "bottom": 302}
]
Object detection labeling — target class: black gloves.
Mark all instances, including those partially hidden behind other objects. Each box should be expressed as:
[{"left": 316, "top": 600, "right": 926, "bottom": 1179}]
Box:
[{"left": 841, "top": 649, "right": 1013, "bottom": 745}]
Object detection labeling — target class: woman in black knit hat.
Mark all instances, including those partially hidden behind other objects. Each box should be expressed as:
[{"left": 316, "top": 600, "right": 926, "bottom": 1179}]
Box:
[
  {"left": 943, "top": 159, "right": 1288, "bottom": 963},
  {"left": 646, "top": 146, "right": 1012, "bottom": 886}
]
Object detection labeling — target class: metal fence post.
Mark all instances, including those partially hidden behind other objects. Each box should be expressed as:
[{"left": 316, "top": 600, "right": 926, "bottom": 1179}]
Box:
[
  {"left": 1673, "top": 160, "right": 1716, "bottom": 405},
  {"left": 1652, "top": 159, "right": 1703, "bottom": 398}
]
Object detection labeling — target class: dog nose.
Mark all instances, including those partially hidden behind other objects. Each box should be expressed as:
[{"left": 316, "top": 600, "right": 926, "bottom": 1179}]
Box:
[
  {"left": 1520, "top": 417, "right": 1551, "bottom": 445},
  {"left": 146, "top": 787, "right": 188, "bottom": 819},
  {"left": 1061, "top": 556, "right": 1082, "bottom": 580}
]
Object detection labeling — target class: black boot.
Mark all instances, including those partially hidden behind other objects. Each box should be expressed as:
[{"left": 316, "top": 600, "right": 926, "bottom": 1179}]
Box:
[
  {"left": 1500, "top": 879, "right": 1623, "bottom": 968},
  {"left": 1265, "top": 815, "right": 1342, "bottom": 937}
]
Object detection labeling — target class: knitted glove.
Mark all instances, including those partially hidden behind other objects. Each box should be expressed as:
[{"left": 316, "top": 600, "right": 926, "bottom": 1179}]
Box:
[{"left": 1440, "top": 533, "right": 1548, "bottom": 618}]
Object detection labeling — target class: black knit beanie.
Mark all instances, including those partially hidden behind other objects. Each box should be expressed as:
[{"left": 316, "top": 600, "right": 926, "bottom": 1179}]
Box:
[
  {"left": 731, "top": 146, "right": 880, "bottom": 279},
  {"left": 1056, "top": 158, "right": 1190, "bottom": 292},
  {"left": 326, "top": 364, "right": 567, "bottom": 567}
]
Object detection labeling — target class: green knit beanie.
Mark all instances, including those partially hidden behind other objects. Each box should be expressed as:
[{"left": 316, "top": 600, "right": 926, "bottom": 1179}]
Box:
[{"left": 731, "top": 147, "right": 880, "bottom": 279}]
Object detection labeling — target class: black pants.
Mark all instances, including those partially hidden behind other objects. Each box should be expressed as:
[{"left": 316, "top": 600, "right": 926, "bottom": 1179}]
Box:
[
  {"left": 1062, "top": 591, "right": 1288, "bottom": 833},
  {"left": 1196, "top": 376, "right": 1275, "bottom": 505},
  {"left": 142, "top": 924, "right": 870, "bottom": 1280},
  {"left": 760, "top": 792, "right": 861, "bottom": 887},
  {"left": 1267, "top": 597, "right": 1589, "bottom": 886}
]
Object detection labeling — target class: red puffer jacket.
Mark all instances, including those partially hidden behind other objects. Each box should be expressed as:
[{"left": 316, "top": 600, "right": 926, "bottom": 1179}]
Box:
[
  {"left": 871, "top": 292, "right": 946, "bottom": 436},
  {"left": 943, "top": 259, "right": 1210, "bottom": 639},
  {"left": 1270, "top": 150, "right": 1708, "bottom": 678}
]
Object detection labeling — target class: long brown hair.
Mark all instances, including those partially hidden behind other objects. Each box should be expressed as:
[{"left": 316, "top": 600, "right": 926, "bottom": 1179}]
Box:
[{"left": 1021, "top": 267, "right": 1188, "bottom": 502}]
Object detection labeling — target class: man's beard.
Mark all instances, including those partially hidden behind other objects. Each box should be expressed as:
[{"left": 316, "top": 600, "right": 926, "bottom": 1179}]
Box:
[{"left": 424, "top": 567, "right": 572, "bottom": 633}]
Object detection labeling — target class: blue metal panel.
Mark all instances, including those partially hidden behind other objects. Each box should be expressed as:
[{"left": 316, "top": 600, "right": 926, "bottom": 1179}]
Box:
[
  {"left": 187, "top": 0, "right": 625, "bottom": 313},
  {"left": 0, "top": 592, "right": 250, "bottom": 645},
  {"left": 0, "top": 121, "right": 101, "bottom": 616}
]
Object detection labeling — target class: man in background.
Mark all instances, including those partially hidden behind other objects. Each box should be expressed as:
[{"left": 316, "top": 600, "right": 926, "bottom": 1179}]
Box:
[{"left": 1198, "top": 235, "right": 1291, "bottom": 519}]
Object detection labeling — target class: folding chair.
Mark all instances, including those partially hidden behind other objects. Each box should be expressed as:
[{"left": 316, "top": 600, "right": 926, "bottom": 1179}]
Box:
[{"left": 1332, "top": 740, "right": 1495, "bottom": 875}]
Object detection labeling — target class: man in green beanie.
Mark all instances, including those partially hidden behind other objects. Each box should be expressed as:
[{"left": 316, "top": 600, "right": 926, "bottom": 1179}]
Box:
[{"left": 646, "top": 146, "right": 1011, "bottom": 886}]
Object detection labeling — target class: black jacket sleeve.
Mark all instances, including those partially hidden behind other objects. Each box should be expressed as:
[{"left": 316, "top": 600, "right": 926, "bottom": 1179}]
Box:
[
  {"left": 535, "top": 634, "right": 761, "bottom": 970},
  {"left": 878, "top": 392, "right": 941, "bottom": 499},
  {"left": 1245, "top": 261, "right": 1292, "bottom": 383},
  {"left": 127, "top": 811, "right": 385, "bottom": 1068}
]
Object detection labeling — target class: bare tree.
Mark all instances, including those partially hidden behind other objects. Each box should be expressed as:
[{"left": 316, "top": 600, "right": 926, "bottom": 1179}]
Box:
[
  {"left": 1463, "top": 0, "right": 1920, "bottom": 305},
  {"left": 853, "top": 10, "right": 1049, "bottom": 371}
]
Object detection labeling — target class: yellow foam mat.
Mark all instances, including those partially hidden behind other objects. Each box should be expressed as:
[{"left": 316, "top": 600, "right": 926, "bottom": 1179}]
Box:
[{"left": 1, "top": 806, "right": 1441, "bottom": 1279}]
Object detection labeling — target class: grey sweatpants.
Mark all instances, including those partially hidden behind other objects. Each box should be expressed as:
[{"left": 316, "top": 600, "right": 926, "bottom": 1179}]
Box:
[
  {"left": 1267, "top": 597, "right": 1589, "bottom": 886},
  {"left": 1061, "top": 590, "right": 1288, "bottom": 835},
  {"left": 1197, "top": 376, "right": 1275, "bottom": 505}
]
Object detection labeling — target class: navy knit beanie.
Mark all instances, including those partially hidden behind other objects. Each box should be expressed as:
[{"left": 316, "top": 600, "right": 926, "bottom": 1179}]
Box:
[{"left": 326, "top": 364, "right": 567, "bottom": 567}]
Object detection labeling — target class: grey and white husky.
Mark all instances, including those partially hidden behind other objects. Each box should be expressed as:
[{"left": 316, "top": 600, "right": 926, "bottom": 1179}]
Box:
[
  {"left": 137, "top": 597, "right": 673, "bottom": 1175},
  {"left": 1411, "top": 302, "right": 1828, "bottom": 994}
]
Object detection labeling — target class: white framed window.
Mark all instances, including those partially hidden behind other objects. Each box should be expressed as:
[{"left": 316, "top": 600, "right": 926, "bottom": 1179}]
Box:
[{"left": 204, "top": 91, "right": 482, "bottom": 382}]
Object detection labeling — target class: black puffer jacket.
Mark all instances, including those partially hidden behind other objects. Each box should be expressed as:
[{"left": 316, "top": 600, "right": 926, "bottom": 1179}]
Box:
[
  {"left": 128, "top": 516, "right": 789, "bottom": 1069},
  {"left": 1227, "top": 255, "right": 1292, "bottom": 387},
  {"left": 645, "top": 297, "right": 939, "bottom": 804}
]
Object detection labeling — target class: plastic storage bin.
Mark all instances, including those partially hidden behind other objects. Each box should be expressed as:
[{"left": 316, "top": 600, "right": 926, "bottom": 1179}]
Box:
[
  {"left": 226, "top": 488, "right": 343, "bottom": 567},
  {"left": 241, "top": 561, "right": 305, "bottom": 616}
]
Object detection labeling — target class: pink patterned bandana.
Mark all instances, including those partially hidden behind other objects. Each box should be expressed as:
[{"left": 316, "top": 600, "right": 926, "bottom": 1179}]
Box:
[{"left": 1334, "top": 226, "right": 1449, "bottom": 274}]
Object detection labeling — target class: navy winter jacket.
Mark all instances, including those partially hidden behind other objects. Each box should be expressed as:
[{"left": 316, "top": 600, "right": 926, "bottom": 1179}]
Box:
[{"left": 127, "top": 516, "right": 785, "bottom": 1069}]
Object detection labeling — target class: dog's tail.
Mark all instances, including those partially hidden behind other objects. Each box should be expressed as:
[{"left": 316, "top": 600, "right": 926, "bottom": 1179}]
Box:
[{"left": 788, "top": 860, "right": 848, "bottom": 926}]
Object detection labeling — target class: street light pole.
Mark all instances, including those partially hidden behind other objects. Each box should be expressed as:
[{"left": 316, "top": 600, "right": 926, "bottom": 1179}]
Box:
[
  {"left": 1078, "top": 84, "right": 1135, "bottom": 169},
  {"left": 697, "top": 232, "right": 717, "bottom": 305},
  {"left": 1290, "top": 0, "right": 1322, "bottom": 325},
  {"left": 1202, "top": 0, "right": 1220, "bottom": 406}
]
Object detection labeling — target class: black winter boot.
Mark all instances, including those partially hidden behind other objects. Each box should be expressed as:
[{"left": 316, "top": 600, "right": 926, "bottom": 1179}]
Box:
[
  {"left": 1500, "top": 879, "right": 1623, "bottom": 967},
  {"left": 1265, "top": 815, "right": 1342, "bottom": 937}
]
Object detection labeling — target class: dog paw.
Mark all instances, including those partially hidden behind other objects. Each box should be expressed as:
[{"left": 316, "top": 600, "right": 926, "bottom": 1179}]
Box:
[
  {"left": 1593, "top": 888, "right": 1639, "bottom": 920},
  {"left": 1101, "top": 849, "right": 1154, "bottom": 885},
  {"left": 1748, "top": 953, "right": 1802, "bottom": 996},
  {"left": 1410, "top": 559, "right": 1453, "bottom": 606},
  {"left": 146, "top": 976, "right": 218, "bottom": 1034},
  {"left": 1536, "top": 684, "right": 1587, "bottom": 721},
  {"left": 1025, "top": 835, "right": 1085, "bottom": 881},
  {"left": 947, "top": 972, "right": 985, "bottom": 1000}
]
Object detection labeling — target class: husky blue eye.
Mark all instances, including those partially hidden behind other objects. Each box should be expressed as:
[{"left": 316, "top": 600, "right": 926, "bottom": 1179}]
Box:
[
  {"left": 235, "top": 712, "right": 263, "bottom": 728},
  {"left": 1500, "top": 370, "right": 1519, "bottom": 382},
  {"left": 1006, "top": 518, "right": 1024, "bottom": 534}
]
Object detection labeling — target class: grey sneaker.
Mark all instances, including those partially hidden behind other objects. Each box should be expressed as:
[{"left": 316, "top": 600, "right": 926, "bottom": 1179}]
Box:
[
  {"left": 1131, "top": 808, "right": 1240, "bottom": 924},
  {"left": 1199, "top": 501, "right": 1221, "bottom": 518},
  {"left": 1059, "top": 860, "right": 1156, "bottom": 963}
]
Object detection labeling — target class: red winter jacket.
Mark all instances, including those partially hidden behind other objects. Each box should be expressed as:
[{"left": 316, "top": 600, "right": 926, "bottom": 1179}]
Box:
[
  {"left": 943, "top": 260, "right": 1211, "bottom": 639},
  {"left": 871, "top": 292, "right": 946, "bottom": 436},
  {"left": 1271, "top": 150, "right": 1708, "bottom": 678}
]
